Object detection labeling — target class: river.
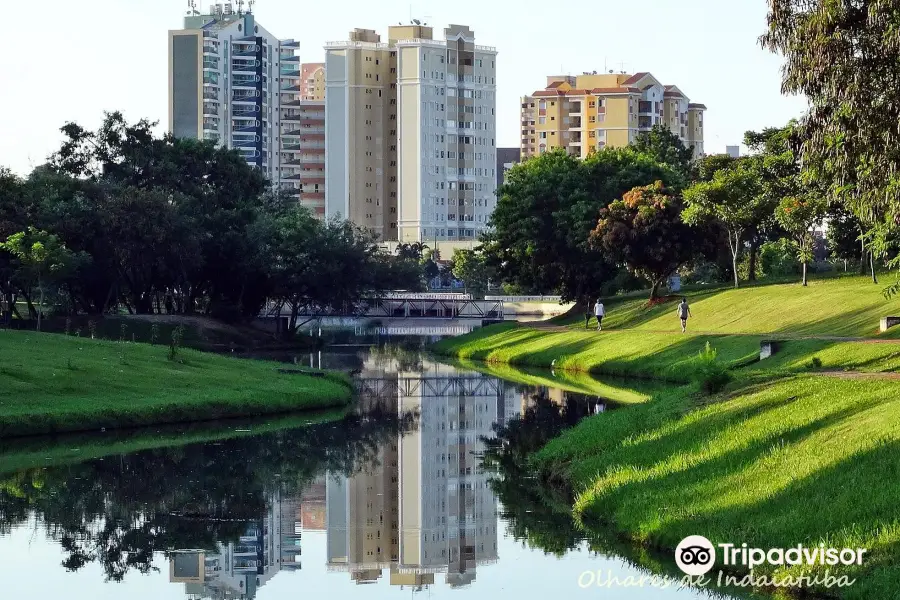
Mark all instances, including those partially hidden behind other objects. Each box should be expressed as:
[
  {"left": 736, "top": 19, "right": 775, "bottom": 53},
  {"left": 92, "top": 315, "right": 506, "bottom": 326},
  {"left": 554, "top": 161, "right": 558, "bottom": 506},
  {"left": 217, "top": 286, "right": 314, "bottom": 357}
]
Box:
[{"left": 0, "top": 327, "right": 745, "bottom": 600}]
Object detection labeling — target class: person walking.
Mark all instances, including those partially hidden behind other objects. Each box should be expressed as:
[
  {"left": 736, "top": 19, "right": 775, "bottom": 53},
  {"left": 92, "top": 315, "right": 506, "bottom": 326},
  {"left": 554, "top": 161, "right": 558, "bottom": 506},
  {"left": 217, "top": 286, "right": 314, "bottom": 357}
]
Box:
[
  {"left": 594, "top": 298, "right": 605, "bottom": 331},
  {"left": 677, "top": 297, "right": 691, "bottom": 333}
]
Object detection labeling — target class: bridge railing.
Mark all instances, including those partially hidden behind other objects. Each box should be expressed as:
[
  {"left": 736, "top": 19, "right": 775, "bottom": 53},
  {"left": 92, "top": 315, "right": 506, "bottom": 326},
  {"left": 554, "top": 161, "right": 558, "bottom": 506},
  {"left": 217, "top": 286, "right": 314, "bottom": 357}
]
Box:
[{"left": 484, "top": 295, "right": 565, "bottom": 303}]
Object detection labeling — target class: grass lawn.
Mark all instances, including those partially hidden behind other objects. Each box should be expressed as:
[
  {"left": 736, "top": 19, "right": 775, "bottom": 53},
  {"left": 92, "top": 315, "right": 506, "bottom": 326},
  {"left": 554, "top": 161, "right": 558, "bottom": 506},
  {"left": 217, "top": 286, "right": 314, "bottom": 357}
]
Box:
[
  {"left": 0, "top": 329, "right": 352, "bottom": 438},
  {"left": 533, "top": 376, "right": 900, "bottom": 599},
  {"left": 434, "top": 276, "right": 900, "bottom": 598},
  {"left": 563, "top": 275, "right": 900, "bottom": 337}
]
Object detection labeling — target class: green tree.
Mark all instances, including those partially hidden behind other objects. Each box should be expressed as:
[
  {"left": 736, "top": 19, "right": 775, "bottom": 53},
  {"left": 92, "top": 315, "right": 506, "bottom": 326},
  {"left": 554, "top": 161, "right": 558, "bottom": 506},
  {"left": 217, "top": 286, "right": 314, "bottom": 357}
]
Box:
[
  {"left": 632, "top": 124, "right": 695, "bottom": 181},
  {"left": 591, "top": 181, "right": 697, "bottom": 299},
  {"left": 396, "top": 241, "right": 428, "bottom": 260},
  {"left": 683, "top": 160, "right": 767, "bottom": 288},
  {"left": 483, "top": 148, "right": 679, "bottom": 307},
  {"left": 450, "top": 249, "right": 494, "bottom": 298},
  {"left": 0, "top": 227, "right": 77, "bottom": 330},
  {"left": 826, "top": 201, "right": 866, "bottom": 274},
  {"left": 775, "top": 195, "right": 827, "bottom": 286},
  {"left": 761, "top": 2, "right": 900, "bottom": 225}
]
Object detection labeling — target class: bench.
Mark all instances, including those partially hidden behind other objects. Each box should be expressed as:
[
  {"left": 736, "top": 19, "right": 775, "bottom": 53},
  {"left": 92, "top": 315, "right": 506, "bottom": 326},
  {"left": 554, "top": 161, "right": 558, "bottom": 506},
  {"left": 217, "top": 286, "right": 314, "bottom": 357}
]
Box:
[{"left": 880, "top": 317, "right": 900, "bottom": 333}]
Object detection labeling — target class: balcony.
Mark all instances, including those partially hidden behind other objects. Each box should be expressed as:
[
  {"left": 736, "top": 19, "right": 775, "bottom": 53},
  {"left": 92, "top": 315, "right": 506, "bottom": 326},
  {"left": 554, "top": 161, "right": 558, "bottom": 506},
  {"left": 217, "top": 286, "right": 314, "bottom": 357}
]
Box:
[
  {"left": 281, "top": 69, "right": 302, "bottom": 79},
  {"left": 202, "top": 75, "right": 219, "bottom": 85},
  {"left": 638, "top": 101, "right": 653, "bottom": 115},
  {"left": 638, "top": 116, "right": 653, "bottom": 129},
  {"left": 203, "top": 44, "right": 218, "bottom": 55},
  {"left": 232, "top": 61, "right": 257, "bottom": 73},
  {"left": 203, "top": 91, "right": 219, "bottom": 100},
  {"left": 232, "top": 95, "right": 258, "bottom": 104},
  {"left": 203, "top": 102, "right": 219, "bottom": 116},
  {"left": 568, "top": 102, "right": 582, "bottom": 114},
  {"left": 202, "top": 60, "right": 219, "bottom": 71},
  {"left": 281, "top": 55, "right": 301, "bottom": 62}
]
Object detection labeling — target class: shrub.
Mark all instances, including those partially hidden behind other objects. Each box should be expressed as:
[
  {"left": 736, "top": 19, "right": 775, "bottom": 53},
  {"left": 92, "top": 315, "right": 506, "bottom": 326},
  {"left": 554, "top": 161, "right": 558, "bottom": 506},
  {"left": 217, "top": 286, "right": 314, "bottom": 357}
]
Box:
[
  {"left": 760, "top": 238, "right": 801, "bottom": 278},
  {"left": 808, "top": 356, "right": 823, "bottom": 370},
  {"left": 692, "top": 342, "right": 732, "bottom": 394}
]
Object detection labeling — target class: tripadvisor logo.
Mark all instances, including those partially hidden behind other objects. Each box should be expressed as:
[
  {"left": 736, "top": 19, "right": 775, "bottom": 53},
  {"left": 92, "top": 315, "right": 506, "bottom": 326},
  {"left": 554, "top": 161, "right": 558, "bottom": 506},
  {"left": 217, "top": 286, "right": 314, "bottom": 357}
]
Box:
[
  {"left": 675, "top": 535, "right": 716, "bottom": 576},
  {"left": 675, "top": 535, "right": 868, "bottom": 576}
]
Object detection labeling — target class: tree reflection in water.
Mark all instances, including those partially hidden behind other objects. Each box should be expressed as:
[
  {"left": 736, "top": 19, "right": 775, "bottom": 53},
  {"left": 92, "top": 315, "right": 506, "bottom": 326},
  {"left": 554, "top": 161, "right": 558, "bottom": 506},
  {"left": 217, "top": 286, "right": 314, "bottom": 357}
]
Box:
[
  {"left": 0, "top": 407, "right": 416, "bottom": 582},
  {"left": 480, "top": 389, "right": 602, "bottom": 556}
]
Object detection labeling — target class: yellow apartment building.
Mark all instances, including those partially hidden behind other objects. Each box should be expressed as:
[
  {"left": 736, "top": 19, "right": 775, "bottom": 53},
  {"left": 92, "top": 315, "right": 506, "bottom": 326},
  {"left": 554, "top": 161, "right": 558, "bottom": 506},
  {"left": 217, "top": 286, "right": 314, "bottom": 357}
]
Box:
[{"left": 520, "top": 71, "right": 705, "bottom": 160}]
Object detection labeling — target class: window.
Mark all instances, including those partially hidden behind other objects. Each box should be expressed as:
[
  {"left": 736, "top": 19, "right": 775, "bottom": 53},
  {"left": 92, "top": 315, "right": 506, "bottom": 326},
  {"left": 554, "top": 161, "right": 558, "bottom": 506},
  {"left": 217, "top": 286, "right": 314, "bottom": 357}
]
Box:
[{"left": 539, "top": 116, "right": 546, "bottom": 125}]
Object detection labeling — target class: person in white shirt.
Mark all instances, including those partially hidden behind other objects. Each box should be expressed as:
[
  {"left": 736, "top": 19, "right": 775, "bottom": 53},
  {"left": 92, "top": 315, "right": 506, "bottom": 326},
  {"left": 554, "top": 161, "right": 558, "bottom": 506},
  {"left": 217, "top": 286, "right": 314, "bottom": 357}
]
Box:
[{"left": 594, "top": 299, "right": 605, "bottom": 331}]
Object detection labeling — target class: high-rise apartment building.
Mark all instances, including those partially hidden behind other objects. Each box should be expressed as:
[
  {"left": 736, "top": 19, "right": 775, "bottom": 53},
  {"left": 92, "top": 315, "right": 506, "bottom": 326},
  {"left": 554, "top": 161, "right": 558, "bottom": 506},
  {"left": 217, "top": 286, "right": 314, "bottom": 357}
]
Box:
[
  {"left": 300, "top": 63, "right": 326, "bottom": 100},
  {"left": 168, "top": 4, "right": 304, "bottom": 191},
  {"left": 325, "top": 24, "right": 497, "bottom": 244},
  {"left": 520, "top": 72, "right": 705, "bottom": 160}
]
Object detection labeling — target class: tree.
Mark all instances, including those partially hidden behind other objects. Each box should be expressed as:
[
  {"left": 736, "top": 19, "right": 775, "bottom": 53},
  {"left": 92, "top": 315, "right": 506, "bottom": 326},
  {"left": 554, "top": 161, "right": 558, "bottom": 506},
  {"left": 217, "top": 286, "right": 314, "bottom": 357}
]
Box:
[
  {"left": 0, "top": 168, "right": 24, "bottom": 323},
  {"left": 762, "top": 2, "right": 900, "bottom": 226},
  {"left": 632, "top": 124, "right": 695, "bottom": 181},
  {"left": 775, "top": 195, "right": 827, "bottom": 286},
  {"left": 683, "top": 160, "right": 766, "bottom": 288},
  {"left": 826, "top": 202, "right": 866, "bottom": 274},
  {"left": 396, "top": 242, "right": 428, "bottom": 261},
  {"left": 483, "top": 148, "right": 679, "bottom": 307},
  {"left": 450, "top": 249, "right": 494, "bottom": 298},
  {"left": 0, "top": 228, "right": 77, "bottom": 330},
  {"left": 591, "top": 181, "right": 697, "bottom": 299}
]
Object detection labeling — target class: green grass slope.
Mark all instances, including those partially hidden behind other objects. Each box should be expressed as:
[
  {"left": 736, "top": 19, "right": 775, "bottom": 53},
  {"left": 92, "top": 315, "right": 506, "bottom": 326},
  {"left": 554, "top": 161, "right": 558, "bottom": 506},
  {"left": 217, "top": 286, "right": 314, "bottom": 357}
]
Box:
[
  {"left": 533, "top": 376, "right": 900, "bottom": 599},
  {"left": 564, "top": 275, "right": 900, "bottom": 337},
  {"left": 0, "top": 330, "right": 352, "bottom": 438}
]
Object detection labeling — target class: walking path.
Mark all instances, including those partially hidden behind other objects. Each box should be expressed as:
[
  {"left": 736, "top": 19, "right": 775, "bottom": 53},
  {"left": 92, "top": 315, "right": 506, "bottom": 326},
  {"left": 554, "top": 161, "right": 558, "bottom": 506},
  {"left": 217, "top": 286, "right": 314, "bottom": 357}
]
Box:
[{"left": 524, "top": 322, "right": 900, "bottom": 343}]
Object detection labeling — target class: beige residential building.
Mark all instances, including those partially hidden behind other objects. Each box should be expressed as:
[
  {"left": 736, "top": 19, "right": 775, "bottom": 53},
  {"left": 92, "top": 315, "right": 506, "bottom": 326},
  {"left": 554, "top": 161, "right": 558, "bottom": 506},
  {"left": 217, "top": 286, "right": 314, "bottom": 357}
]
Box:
[
  {"left": 300, "top": 62, "right": 325, "bottom": 100},
  {"left": 325, "top": 24, "right": 498, "bottom": 243},
  {"left": 520, "top": 71, "right": 705, "bottom": 159}
]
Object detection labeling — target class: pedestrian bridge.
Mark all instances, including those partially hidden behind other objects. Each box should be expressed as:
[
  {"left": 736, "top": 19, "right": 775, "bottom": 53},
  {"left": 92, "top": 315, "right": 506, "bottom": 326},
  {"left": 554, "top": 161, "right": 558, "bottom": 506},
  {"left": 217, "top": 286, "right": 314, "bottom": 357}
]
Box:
[{"left": 261, "top": 296, "right": 504, "bottom": 320}]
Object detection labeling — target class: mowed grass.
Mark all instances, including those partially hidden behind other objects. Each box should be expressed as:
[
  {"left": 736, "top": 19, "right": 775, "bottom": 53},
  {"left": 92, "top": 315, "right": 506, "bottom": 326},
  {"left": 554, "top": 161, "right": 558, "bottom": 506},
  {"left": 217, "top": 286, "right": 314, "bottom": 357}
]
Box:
[
  {"left": 533, "top": 376, "right": 900, "bottom": 599},
  {"left": 562, "top": 275, "right": 900, "bottom": 337},
  {"left": 433, "top": 323, "right": 900, "bottom": 381},
  {"left": 0, "top": 330, "right": 352, "bottom": 437}
]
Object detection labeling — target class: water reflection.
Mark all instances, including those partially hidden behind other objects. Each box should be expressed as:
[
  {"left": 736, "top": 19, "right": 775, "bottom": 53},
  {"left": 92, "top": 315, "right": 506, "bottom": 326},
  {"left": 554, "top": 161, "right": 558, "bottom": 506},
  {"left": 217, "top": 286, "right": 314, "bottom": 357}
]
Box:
[{"left": 0, "top": 349, "right": 731, "bottom": 600}]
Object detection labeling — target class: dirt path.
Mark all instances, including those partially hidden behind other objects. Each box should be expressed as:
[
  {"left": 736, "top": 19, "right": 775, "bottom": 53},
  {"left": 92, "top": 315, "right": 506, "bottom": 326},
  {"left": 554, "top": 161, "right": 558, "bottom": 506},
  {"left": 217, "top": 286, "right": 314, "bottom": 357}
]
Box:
[{"left": 819, "top": 370, "right": 900, "bottom": 380}]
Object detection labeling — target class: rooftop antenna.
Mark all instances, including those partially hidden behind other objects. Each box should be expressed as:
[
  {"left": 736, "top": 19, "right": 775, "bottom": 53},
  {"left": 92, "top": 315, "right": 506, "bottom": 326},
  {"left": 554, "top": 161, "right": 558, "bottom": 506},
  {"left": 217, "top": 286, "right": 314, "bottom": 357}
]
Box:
[
  {"left": 236, "top": 0, "right": 244, "bottom": 15},
  {"left": 187, "top": 0, "right": 200, "bottom": 16},
  {"left": 247, "top": 0, "right": 254, "bottom": 12}
]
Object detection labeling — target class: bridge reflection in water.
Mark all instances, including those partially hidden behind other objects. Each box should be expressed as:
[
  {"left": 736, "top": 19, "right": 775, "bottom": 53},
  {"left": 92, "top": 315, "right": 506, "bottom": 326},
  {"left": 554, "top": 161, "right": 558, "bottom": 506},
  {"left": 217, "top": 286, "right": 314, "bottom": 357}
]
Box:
[{"left": 165, "top": 354, "right": 598, "bottom": 597}]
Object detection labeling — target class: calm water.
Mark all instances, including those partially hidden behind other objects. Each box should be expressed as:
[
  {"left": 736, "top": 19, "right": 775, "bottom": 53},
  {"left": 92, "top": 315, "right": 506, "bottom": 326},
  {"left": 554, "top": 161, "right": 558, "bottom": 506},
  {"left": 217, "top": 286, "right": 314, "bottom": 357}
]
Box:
[{"left": 0, "top": 337, "right": 742, "bottom": 600}]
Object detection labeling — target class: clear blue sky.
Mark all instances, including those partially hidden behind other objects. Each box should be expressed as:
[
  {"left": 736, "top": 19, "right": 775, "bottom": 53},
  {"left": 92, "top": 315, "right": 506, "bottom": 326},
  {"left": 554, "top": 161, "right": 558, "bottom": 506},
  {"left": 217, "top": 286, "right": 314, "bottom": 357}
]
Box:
[{"left": 1, "top": 0, "right": 806, "bottom": 175}]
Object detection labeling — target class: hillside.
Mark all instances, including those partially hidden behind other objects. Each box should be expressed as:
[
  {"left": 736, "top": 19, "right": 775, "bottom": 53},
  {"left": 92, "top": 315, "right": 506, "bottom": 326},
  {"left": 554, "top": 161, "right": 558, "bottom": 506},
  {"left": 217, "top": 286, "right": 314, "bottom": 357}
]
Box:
[{"left": 563, "top": 275, "right": 900, "bottom": 337}]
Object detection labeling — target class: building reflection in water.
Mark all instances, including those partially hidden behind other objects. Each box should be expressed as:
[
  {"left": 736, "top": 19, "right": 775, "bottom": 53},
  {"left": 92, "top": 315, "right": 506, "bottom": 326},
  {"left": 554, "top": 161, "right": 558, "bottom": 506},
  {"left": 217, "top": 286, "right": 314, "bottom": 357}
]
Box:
[
  {"left": 169, "top": 489, "right": 302, "bottom": 599},
  {"left": 325, "top": 354, "right": 521, "bottom": 590},
  {"left": 168, "top": 351, "right": 599, "bottom": 597}
]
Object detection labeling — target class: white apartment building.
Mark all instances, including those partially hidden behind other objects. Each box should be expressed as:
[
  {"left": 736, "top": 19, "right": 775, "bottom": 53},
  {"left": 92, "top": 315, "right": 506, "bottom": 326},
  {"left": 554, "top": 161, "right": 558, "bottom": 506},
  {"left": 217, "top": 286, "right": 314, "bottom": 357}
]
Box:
[
  {"left": 168, "top": 3, "right": 303, "bottom": 196},
  {"left": 325, "top": 23, "right": 497, "bottom": 244}
]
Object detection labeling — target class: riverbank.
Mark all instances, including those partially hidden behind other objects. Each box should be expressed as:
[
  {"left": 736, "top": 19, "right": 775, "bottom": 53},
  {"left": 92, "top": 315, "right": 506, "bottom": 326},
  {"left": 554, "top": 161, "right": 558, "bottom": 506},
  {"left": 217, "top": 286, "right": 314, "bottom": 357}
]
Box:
[
  {"left": 0, "top": 330, "right": 353, "bottom": 438},
  {"left": 431, "top": 285, "right": 900, "bottom": 598}
]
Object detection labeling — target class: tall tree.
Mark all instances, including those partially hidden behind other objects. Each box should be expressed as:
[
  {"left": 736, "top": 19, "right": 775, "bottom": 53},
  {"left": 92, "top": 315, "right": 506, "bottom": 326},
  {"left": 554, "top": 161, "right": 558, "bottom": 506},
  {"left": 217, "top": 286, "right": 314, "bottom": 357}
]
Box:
[
  {"left": 632, "top": 124, "right": 695, "bottom": 181},
  {"left": 775, "top": 194, "right": 827, "bottom": 286},
  {"left": 762, "top": 2, "right": 900, "bottom": 226},
  {"left": 683, "top": 159, "right": 767, "bottom": 288},
  {"left": 483, "top": 148, "right": 679, "bottom": 307},
  {"left": 591, "top": 181, "right": 697, "bottom": 299}
]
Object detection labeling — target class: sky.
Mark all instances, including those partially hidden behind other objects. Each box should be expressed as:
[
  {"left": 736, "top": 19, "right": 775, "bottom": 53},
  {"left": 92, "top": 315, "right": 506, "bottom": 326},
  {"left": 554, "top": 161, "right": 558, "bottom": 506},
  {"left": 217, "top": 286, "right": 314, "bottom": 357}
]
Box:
[{"left": 0, "top": 0, "right": 808, "bottom": 175}]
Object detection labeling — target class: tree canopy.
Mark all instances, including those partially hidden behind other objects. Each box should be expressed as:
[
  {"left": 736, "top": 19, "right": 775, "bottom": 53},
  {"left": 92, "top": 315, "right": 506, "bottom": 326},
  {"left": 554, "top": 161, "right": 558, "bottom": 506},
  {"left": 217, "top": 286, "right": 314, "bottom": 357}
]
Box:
[
  {"left": 591, "top": 181, "right": 697, "bottom": 299},
  {"left": 483, "top": 148, "right": 680, "bottom": 304}
]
